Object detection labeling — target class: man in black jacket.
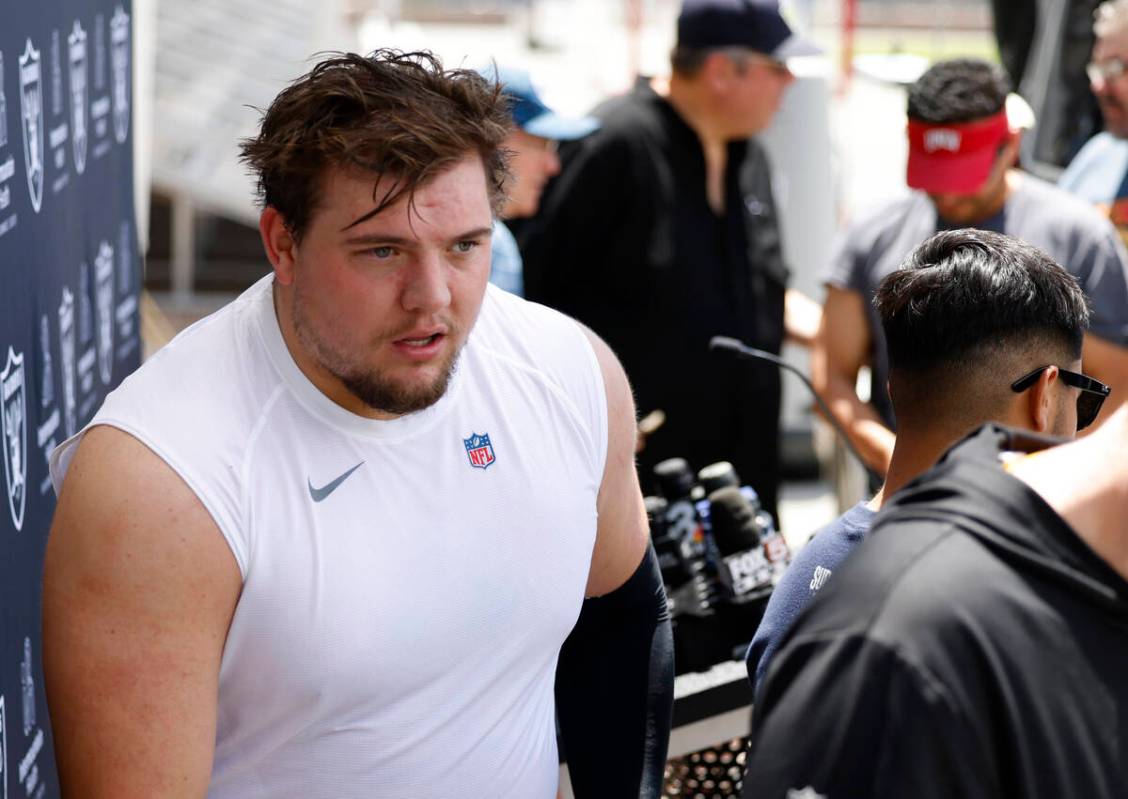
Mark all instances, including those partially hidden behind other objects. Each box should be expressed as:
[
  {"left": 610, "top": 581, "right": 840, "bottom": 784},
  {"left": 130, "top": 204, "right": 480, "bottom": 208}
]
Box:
[
  {"left": 520, "top": 0, "right": 818, "bottom": 518},
  {"left": 743, "top": 244, "right": 1126, "bottom": 798}
]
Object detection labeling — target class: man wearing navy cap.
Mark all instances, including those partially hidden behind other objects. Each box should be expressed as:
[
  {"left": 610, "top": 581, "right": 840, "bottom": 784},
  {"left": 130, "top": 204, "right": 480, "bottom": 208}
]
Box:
[
  {"left": 521, "top": 0, "right": 818, "bottom": 519},
  {"left": 486, "top": 68, "right": 598, "bottom": 296}
]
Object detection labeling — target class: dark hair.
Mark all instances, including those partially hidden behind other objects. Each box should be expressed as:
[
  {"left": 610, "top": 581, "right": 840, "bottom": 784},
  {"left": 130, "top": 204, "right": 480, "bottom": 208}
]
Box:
[
  {"left": 876, "top": 229, "right": 1090, "bottom": 376},
  {"left": 671, "top": 45, "right": 711, "bottom": 77},
  {"left": 907, "top": 58, "right": 1011, "bottom": 124},
  {"left": 239, "top": 49, "right": 512, "bottom": 239},
  {"left": 670, "top": 45, "right": 753, "bottom": 78}
]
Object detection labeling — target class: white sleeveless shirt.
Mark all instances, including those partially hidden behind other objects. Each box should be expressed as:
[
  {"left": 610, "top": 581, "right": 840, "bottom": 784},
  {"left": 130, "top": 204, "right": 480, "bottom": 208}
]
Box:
[{"left": 50, "top": 277, "right": 607, "bottom": 798}]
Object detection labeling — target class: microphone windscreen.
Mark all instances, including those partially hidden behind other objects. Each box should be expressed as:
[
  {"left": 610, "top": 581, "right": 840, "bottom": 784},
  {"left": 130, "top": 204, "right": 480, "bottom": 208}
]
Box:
[
  {"left": 653, "top": 457, "right": 695, "bottom": 501},
  {"left": 697, "top": 461, "right": 740, "bottom": 495},
  {"left": 644, "top": 496, "right": 668, "bottom": 539},
  {"left": 707, "top": 486, "right": 762, "bottom": 555}
]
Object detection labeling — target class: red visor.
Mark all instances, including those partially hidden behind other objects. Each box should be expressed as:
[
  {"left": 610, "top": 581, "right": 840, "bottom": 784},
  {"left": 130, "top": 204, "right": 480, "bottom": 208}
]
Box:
[{"left": 906, "top": 110, "right": 1010, "bottom": 194}]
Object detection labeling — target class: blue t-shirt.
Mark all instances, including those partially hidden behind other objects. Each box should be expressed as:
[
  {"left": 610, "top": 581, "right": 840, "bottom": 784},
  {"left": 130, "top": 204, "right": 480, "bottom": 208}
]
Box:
[
  {"left": 488, "top": 219, "right": 524, "bottom": 297},
  {"left": 1060, "top": 131, "right": 1128, "bottom": 205},
  {"left": 746, "top": 501, "right": 877, "bottom": 694},
  {"left": 1060, "top": 131, "right": 1128, "bottom": 249}
]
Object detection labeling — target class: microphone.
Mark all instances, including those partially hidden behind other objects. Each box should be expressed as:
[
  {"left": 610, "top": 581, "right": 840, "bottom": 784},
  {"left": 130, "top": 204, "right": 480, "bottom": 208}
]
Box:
[
  {"left": 707, "top": 486, "right": 775, "bottom": 602},
  {"left": 649, "top": 459, "right": 717, "bottom": 618},
  {"left": 653, "top": 457, "right": 706, "bottom": 559},
  {"left": 697, "top": 460, "right": 739, "bottom": 495},
  {"left": 709, "top": 335, "right": 883, "bottom": 483}
]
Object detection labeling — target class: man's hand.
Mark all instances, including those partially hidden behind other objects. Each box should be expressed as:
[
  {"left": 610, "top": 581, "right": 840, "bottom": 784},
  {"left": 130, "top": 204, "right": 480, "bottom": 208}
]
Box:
[{"left": 44, "top": 426, "right": 241, "bottom": 797}]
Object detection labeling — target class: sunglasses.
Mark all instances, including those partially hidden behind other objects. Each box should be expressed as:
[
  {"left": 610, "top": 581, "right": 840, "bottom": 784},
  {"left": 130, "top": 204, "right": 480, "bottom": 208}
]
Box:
[
  {"left": 1087, "top": 56, "right": 1128, "bottom": 84},
  {"left": 730, "top": 51, "right": 792, "bottom": 78},
  {"left": 1010, "top": 365, "right": 1111, "bottom": 431}
]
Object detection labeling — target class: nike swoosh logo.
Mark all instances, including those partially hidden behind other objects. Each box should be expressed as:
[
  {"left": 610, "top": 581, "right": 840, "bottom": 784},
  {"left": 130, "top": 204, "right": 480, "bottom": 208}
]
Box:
[{"left": 308, "top": 461, "right": 364, "bottom": 503}]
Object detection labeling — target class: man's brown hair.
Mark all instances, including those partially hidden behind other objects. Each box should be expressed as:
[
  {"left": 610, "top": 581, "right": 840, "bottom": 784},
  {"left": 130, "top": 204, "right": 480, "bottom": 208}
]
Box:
[{"left": 240, "top": 49, "right": 512, "bottom": 239}]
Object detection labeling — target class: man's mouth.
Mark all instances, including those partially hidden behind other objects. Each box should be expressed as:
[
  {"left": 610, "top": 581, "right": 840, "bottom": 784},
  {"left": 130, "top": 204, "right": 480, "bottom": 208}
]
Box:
[{"left": 400, "top": 334, "right": 440, "bottom": 346}]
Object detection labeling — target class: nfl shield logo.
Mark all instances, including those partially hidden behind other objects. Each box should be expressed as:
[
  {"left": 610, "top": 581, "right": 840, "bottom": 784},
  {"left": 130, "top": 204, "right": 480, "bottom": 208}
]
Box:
[
  {"left": 68, "top": 20, "right": 89, "bottom": 175},
  {"left": 1, "top": 347, "right": 27, "bottom": 532},
  {"left": 110, "top": 6, "right": 131, "bottom": 145},
  {"left": 464, "top": 432, "right": 496, "bottom": 470},
  {"left": 95, "top": 240, "right": 115, "bottom": 384},
  {"left": 18, "top": 38, "right": 45, "bottom": 214}
]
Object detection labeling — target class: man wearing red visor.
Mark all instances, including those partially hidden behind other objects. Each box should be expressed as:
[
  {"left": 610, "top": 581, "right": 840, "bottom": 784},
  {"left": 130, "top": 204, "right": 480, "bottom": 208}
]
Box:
[{"left": 814, "top": 58, "right": 1128, "bottom": 478}]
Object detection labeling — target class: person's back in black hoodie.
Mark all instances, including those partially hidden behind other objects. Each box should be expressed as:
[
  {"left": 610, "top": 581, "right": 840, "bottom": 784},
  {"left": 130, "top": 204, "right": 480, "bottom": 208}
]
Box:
[{"left": 743, "top": 423, "right": 1128, "bottom": 799}]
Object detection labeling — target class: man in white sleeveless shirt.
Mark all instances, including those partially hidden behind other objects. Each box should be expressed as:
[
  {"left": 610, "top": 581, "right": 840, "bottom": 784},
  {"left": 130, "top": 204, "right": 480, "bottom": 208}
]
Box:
[{"left": 44, "top": 50, "right": 673, "bottom": 798}]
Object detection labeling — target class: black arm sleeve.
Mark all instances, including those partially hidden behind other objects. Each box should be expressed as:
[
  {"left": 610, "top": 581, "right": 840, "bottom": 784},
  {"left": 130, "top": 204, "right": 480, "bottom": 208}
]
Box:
[{"left": 555, "top": 543, "right": 674, "bottom": 799}]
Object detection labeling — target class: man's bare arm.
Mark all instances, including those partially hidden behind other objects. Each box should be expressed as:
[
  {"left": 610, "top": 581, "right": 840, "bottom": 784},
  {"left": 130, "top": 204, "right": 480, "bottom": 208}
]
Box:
[
  {"left": 1081, "top": 332, "right": 1128, "bottom": 428},
  {"left": 581, "top": 327, "right": 649, "bottom": 597},
  {"left": 1006, "top": 404, "right": 1128, "bottom": 577},
  {"left": 813, "top": 285, "right": 896, "bottom": 476},
  {"left": 44, "top": 425, "right": 242, "bottom": 797},
  {"left": 555, "top": 326, "right": 672, "bottom": 799}
]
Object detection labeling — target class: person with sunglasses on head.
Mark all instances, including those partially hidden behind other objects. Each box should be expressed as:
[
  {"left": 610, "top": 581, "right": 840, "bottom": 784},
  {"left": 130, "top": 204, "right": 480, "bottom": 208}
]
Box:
[
  {"left": 815, "top": 58, "right": 1128, "bottom": 483},
  {"left": 746, "top": 227, "right": 1105, "bottom": 694},
  {"left": 741, "top": 229, "right": 1127, "bottom": 799},
  {"left": 1061, "top": 1, "right": 1128, "bottom": 242}
]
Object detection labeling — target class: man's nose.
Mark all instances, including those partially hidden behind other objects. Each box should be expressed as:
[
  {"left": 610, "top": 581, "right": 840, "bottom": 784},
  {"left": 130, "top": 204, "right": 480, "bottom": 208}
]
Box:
[
  {"left": 545, "top": 148, "right": 561, "bottom": 177},
  {"left": 401, "top": 252, "right": 451, "bottom": 313}
]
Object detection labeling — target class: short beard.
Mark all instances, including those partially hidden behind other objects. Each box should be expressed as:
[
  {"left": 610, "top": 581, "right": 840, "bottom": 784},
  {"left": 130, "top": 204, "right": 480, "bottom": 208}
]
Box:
[
  {"left": 290, "top": 285, "right": 460, "bottom": 416},
  {"left": 339, "top": 355, "right": 459, "bottom": 416}
]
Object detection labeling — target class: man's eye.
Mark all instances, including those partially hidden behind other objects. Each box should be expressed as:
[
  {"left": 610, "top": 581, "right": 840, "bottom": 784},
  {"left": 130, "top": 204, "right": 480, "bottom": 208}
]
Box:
[
  {"left": 454, "top": 240, "right": 479, "bottom": 254},
  {"left": 369, "top": 246, "right": 395, "bottom": 259}
]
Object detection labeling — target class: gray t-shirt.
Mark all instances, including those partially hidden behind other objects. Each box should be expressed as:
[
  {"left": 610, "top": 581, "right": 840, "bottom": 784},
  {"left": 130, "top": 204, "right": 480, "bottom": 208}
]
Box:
[{"left": 825, "top": 174, "right": 1128, "bottom": 427}]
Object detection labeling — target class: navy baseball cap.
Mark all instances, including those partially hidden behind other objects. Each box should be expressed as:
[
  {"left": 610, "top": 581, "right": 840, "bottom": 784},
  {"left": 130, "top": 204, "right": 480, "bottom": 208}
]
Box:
[
  {"left": 482, "top": 66, "right": 600, "bottom": 141},
  {"left": 678, "top": 0, "right": 821, "bottom": 59}
]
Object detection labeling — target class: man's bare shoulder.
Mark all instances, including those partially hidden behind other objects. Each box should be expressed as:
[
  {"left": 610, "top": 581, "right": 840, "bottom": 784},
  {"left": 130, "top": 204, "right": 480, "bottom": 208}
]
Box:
[
  {"left": 45, "top": 424, "right": 241, "bottom": 795},
  {"left": 575, "top": 324, "right": 649, "bottom": 597},
  {"left": 53, "top": 424, "right": 242, "bottom": 576}
]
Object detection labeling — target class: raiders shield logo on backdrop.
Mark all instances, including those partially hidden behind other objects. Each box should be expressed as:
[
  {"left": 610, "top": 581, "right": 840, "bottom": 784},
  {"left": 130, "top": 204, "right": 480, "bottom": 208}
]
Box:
[
  {"left": 0, "top": 52, "right": 9, "bottom": 150},
  {"left": 1, "top": 347, "right": 27, "bottom": 532},
  {"left": 68, "top": 21, "right": 88, "bottom": 175},
  {"left": 95, "top": 240, "right": 114, "bottom": 384},
  {"left": 18, "top": 38, "right": 44, "bottom": 214},
  {"left": 110, "top": 6, "right": 130, "bottom": 145},
  {"left": 59, "top": 287, "right": 77, "bottom": 437},
  {"left": 20, "top": 638, "right": 35, "bottom": 737},
  {"left": 0, "top": 695, "right": 8, "bottom": 799}
]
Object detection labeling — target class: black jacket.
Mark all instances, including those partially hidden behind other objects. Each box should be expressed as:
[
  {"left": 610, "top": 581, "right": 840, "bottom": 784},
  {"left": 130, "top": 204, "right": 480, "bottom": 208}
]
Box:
[
  {"left": 520, "top": 81, "right": 787, "bottom": 511},
  {"left": 743, "top": 424, "right": 1128, "bottom": 798}
]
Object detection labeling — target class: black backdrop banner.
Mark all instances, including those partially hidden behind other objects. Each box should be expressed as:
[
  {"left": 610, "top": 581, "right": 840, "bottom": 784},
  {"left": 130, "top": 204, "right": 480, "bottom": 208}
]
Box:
[{"left": 1, "top": 0, "right": 140, "bottom": 795}]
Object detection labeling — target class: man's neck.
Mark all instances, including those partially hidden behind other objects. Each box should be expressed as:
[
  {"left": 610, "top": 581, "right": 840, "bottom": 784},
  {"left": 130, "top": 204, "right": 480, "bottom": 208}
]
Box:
[
  {"left": 660, "top": 76, "right": 730, "bottom": 213},
  {"left": 869, "top": 427, "right": 957, "bottom": 511}
]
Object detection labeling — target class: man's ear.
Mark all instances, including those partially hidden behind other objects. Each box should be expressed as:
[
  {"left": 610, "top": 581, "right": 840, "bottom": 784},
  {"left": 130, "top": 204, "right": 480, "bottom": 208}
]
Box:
[
  {"left": 260, "top": 207, "right": 298, "bottom": 286},
  {"left": 701, "top": 50, "right": 735, "bottom": 91},
  {"left": 999, "top": 129, "right": 1023, "bottom": 168},
  {"left": 1026, "top": 365, "right": 1060, "bottom": 432}
]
